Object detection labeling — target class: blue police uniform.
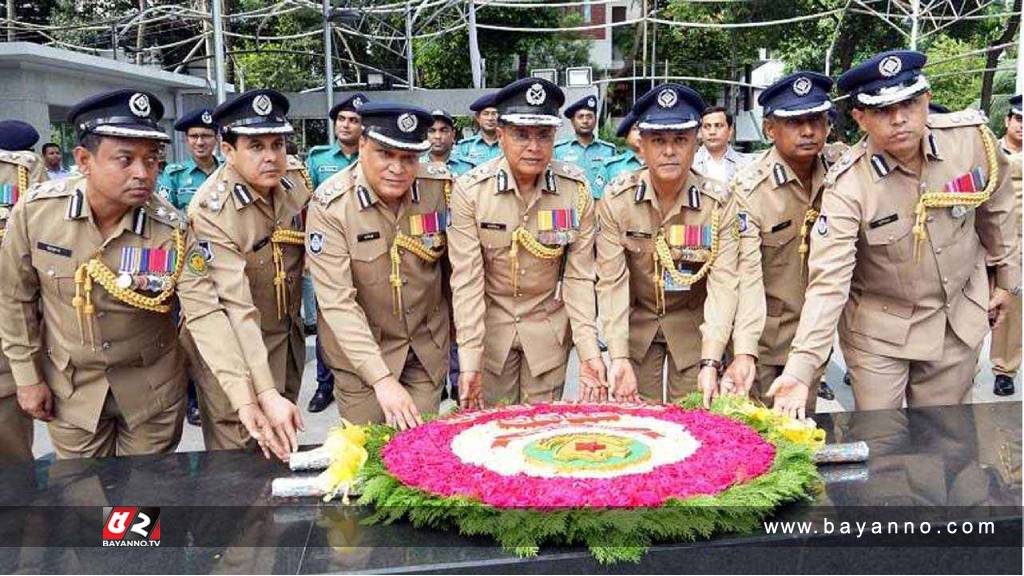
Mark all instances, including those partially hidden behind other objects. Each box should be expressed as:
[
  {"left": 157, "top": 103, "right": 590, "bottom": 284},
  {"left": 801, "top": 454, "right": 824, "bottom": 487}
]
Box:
[
  {"left": 453, "top": 92, "right": 502, "bottom": 168},
  {"left": 553, "top": 95, "right": 617, "bottom": 197},
  {"left": 158, "top": 157, "right": 219, "bottom": 211}
]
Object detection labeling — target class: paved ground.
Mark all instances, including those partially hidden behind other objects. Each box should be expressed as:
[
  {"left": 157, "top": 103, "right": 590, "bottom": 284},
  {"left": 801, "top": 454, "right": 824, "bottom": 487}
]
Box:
[{"left": 30, "top": 333, "right": 1020, "bottom": 457}]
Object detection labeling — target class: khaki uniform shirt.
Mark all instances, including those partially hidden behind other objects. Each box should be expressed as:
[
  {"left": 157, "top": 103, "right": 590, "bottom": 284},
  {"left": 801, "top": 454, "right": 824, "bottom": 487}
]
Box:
[
  {"left": 711, "top": 143, "right": 847, "bottom": 366},
  {"left": 177, "top": 158, "right": 311, "bottom": 410},
  {"left": 597, "top": 168, "right": 732, "bottom": 370},
  {"left": 0, "top": 176, "right": 188, "bottom": 432},
  {"left": 1, "top": 150, "right": 47, "bottom": 399},
  {"left": 784, "top": 110, "right": 1022, "bottom": 386},
  {"left": 999, "top": 137, "right": 1021, "bottom": 241},
  {"left": 306, "top": 162, "right": 452, "bottom": 387},
  {"left": 448, "top": 157, "right": 601, "bottom": 375}
]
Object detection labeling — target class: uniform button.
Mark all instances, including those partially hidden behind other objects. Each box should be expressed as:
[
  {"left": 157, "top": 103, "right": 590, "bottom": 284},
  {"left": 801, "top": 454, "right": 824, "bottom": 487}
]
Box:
[
  {"left": 514, "top": 316, "right": 520, "bottom": 323},
  {"left": 936, "top": 248, "right": 943, "bottom": 254},
  {"left": 96, "top": 311, "right": 105, "bottom": 319},
  {"left": 46, "top": 268, "right": 55, "bottom": 277},
  {"left": 888, "top": 235, "right": 894, "bottom": 242},
  {"left": 926, "top": 216, "right": 934, "bottom": 223},
  {"left": 522, "top": 215, "right": 528, "bottom": 223},
  {"left": 943, "top": 277, "right": 948, "bottom": 284},
  {"left": 882, "top": 305, "right": 889, "bottom": 311},
  {"left": 101, "top": 341, "right": 111, "bottom": 350},
  {"left": 258, "top": 259, "right": 265, "bottom": 266},
  {"left": 946, "top": 303, "right": 952, "bottom": 309}
]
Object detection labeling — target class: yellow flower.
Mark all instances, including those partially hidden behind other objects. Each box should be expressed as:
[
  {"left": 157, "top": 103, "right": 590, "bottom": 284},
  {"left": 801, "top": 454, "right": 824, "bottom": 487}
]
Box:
[
  {"left": 318, "top": 419, "right": 370, "bottom": 503},
  {"left": 778, "top": 419, "right": 826, "bottom": 448}
]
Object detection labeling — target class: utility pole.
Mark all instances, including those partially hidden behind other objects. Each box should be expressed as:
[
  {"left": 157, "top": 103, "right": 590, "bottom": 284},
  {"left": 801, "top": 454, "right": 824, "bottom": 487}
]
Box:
[
  {"left": 468, "top": 0, "right": 483, "bottom": 88},
  {"left": 405, "top": 1, "right": 415, "bottom": 90},
  {"left": 7, "top": 0, "right": 15, "bottom": 42},
  {"left": 211, "top": 0, "right": 227, "bottom": 104},
  {"left": 909, "top": 0, "right": 919, "bottom": 49},
  {"left": 323, "top": 0, "right": 335, "bottom": 144}
]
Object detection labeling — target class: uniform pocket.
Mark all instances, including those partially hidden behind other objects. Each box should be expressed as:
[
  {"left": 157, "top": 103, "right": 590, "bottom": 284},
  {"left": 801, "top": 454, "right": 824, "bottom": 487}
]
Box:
[
  {"left": 849, "top": 294, "right": 914, "bottom": 345},
  {"left": 864, "top": 214, "right": 915, "bottom": 262},
  {"left": 478, "top": 226, "right": 512, "bottom": 250},
  {"left": 45, "top": 345, "right": 75, "bottom": 400},
  {"left": 349, "top": 237, "right": 389, "bottom": 286},
  {"left": 32, "top": 250, "right": 78, "bottom": 300}
]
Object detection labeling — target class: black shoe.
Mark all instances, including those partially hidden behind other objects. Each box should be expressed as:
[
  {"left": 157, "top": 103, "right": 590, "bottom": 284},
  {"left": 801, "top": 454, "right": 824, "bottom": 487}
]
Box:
[
  {"left": 994, "top": 375, "right": 1015, "bottom": 396},
  {"left": 817, "top": 381, "right": 835, "bottom": 401},
  {"left": 186, "top": 402, "right": 201, "bottom": 427},
  {"left": 843, "top": 372, "right": 852, "bottom": 386},
  {"left": 307, "top": 388, "right": 334, "bottom": 412},
  {"left": 304, "top": 324, "right": 317, "bottom": 337}
]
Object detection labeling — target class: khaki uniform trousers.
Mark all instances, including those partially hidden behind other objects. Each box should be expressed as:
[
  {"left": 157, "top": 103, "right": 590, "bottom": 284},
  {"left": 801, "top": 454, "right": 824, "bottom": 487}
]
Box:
[
  {"left": 483, "top": 334, "right": 567, "bottom": 405},
  {"left": 632, "top": 331, "right": 700, "bottom": 403},
  {"left": 990, "top": 292, "right": 1022, "bottom": 377},
  {"left": 843, "top": 326, "right": 979, "bottom": 410},
  {"left": 0, "top": 394, "right": 33, "bottom": 464},
  {"left": 333, "top": 351, "right": 443, "bottom": 424},
  {"left": 47, "top": 390, "right": 185, "bottom": 459},
  {"left": 184, "top": 330, "right": 302, "bottom": 451}
]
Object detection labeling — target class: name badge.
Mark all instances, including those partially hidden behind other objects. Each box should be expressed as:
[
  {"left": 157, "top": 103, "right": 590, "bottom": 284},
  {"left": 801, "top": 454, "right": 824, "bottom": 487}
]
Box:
[
  {"left": 868, "top": 214, "right": 899, "bottom": 229},
  {"left": 37, "top": 242, "right": 72, "bottom": 258},
  {"left": 481, "top": 222, "right": 507, "bottom": 231},
  {"left": 357, "top": 231, "right": 381, "bottom": 242},
  {"left": 625, "top": 230, "right": 653, "bottom": 239},
  {"left": 770, "top": 220, "right": 792, "bottom": 233}
]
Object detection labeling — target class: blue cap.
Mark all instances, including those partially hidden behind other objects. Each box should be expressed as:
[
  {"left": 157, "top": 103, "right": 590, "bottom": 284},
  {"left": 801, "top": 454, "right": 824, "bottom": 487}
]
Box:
[
  {"left": 758, "top": 71, "right": 833, "bottom": 118},
  {"left": 469, "top": 92, "right": 497, "bottom": 113},
  {"left": 174, "top": 108, "right": 217, "bottom": 132},
  {"left": 615, "top": 110, "right": 637, "bottom": 138},
  {"left": 633, "top": 83, "right": 706, "bottom": 131},
  {"left": 564, "top": 95, "right": 599, "bottom": 119},
  {"left": 492, "top": 78, "right": 564, "bottom": 126},
  {"left": 1009, "top": 94, "right": 1022, "bottom": 116},
  {"left": 329, "top": 93, "right": 368, "bottom": 121},
  {"left": 359, "top": 102, "right": 434, "bottom": 152},
  {"left": 69, "top": 89, "right": 169, "bottom": 142},
  {"left": 214, "top": 89, "right": 292, "bottom": 136},
  {"left": 0, "top": 120, "right": 40, "bottom": 151},
  {"left": 838, "top": 50, "right": 929, "bottom": 108},
  {"left": 429, "top": 108, "right": 456, "bottom": 127}
]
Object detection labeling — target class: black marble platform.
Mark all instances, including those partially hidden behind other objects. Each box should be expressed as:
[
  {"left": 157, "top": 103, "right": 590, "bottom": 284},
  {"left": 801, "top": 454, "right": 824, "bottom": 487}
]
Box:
[{"left": 0, "top": 402, "right": 1020, "bottom": 574}]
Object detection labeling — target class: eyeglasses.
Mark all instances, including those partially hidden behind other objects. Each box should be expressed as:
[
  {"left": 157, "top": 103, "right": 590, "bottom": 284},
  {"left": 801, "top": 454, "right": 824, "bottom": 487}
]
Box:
[
  {"left": 506, "top": 130, "right": 555, "bottom": 145},
  {"left": 187, "top": 133, "right": 216, "bottom": 142}
]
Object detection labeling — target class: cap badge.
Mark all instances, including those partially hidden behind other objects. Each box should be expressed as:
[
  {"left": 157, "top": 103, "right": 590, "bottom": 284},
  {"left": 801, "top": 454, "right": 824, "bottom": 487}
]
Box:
[
  {"left": 352, "top": 96, "right": 363, "bottom": 109},
  {"left": 526, "top": 83, "right": 547, "bottom": 106},
  {"left": 201, "top": 111, "right": 213, "bottom": 124},
  {"left": 879, "top": 55, "right": 902, "bottom": 78},
  {"left": 129, "top": 93, "right": 151, "bottom": 118},
  {"left": 792, "top": 77, "right": 812, "bottom": 96},
  {"left": 252, "top": 94, "right": 273, "bottom": 116},
  {"left": 587, "top": 97, "right": 596, "bottom": 108},
  {"left": 657, "top": 88, "right": 677, "bottom": 109},
  {"left": 397, "top": 112, "right": 418, "bottom": 133}
]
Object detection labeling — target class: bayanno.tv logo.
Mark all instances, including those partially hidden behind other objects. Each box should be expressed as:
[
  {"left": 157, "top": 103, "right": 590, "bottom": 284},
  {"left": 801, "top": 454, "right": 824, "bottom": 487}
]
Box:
[{"left": 101, "top": 507, "right": 161, "bottom": 547}]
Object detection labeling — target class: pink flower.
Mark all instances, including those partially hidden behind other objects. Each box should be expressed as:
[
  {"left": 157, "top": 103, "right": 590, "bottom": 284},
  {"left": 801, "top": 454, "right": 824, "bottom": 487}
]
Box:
[{"left": 380, "top": 403, "right": 775, "bottom": 509}]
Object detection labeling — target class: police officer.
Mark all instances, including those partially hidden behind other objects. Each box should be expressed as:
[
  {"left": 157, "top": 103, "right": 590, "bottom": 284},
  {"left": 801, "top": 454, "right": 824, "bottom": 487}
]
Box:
[
  {"left": 453, "top": 93, "right": 502, "bottom": 167},
  {"left": 705, "top": 72, "right": 847, "bottom": 414},
  {"left": 596, "top": 84, "right": 732, "bottom": 404},
  {"left": 177, "top": 89, "right": 310, "bottom": 460},
  {"left": 307, "top": 103, "right": 450, "bottom": 429},
  {"left": 307, "top": 93, "right": 368, "bottom": 190},
  {"left": 0, "top": 119, "right": 46, "bottom": 463},
  {"left": 990, "top": 94, "right": 1022, "bottom": 397},
  {"left": 554, "top": 95, "right": 617, "bottom": 198},
  {"left": 448, "top": 78, "right": 606, "bottom": 407},
  {"left": 305, "top": 93, "right": 368, "bottom": 413},
  {"left": 422, "top": 109, "right": 474, "bottom": 176},
  {"left": 769, "top": 51, "right": 1020, "bottom": 417},
  {"left": 599, "top": 110, "right": 645, "bottom": 195},
  {"left": 158, "top": 108, "right": 220, "bottom": 210},
  {"left": 158, "top": 107, "right": 220, "bottom": 427},
  {"left": 0, "top": 90, "right": 191, "bottom": 458}
]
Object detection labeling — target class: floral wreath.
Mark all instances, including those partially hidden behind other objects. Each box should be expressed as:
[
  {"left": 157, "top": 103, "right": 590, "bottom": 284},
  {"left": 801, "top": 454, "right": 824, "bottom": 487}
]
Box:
[{"left": 353, "top": 394, "right": 823, "bottom": 564}]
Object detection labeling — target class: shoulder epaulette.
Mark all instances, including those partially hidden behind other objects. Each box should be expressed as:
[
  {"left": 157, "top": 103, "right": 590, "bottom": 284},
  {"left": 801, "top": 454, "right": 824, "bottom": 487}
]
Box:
[
  {"left": 163, "top": 162, "right": 186, "bottom": 173},
  {"left": 26, "top": 177, "right": 73, "bottom": 202},
  {"left": 550, "top": 160, "right": 586, "bottom": 182},
  {"left": 314, "top": 168, "right": 355, "bottom": 206},
  {"left": 418, "top": 163, "right": 452, "bottom": 180},
  {"left": 821, "top": 142, "right": 849, "bottom": 166},
  {"left": 0, "top": 150, "right": 41, "bottom": 170},
  {"left": 697, "top": 174, "right": 728, "bottom": 204},
  {"left": 730, "top": 156, "right": 771, "bottom": 198},
  {"left": 927, "top": 108, "right": 987, "bottom": 129},
  {"left": 606, "top": 171, "right": 641, "bottom": 198},
  {"left": 460, "top": 160, "right": 498, "bottom": 186},
  {"left": 823, "top": 142, "right": 867, "bottom": 187},
  {"left": 147, "top": 194, "right": 186, "bottom": 230}
]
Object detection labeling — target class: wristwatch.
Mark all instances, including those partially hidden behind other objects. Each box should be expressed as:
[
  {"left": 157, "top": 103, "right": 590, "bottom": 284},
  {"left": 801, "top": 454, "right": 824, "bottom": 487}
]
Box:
[{"left": 698, "top": 359, "right": 721, "bottom": 370}]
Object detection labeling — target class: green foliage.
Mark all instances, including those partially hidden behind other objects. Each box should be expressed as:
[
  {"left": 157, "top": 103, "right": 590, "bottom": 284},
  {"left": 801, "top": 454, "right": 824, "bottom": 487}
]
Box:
[
  {"left": 357, "top": 399, "right": 820, "bottom": 564},
  {"left": 925, "top": 35, "right": 984, "bottom": 112}
]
